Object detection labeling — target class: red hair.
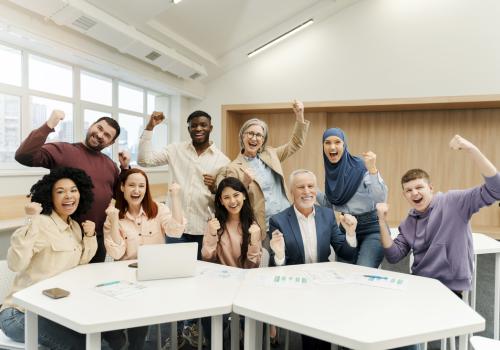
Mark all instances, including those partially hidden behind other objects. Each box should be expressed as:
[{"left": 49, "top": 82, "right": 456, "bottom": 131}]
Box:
[{"left": 115, "top": 168, "right": 158, "bottom": 219}]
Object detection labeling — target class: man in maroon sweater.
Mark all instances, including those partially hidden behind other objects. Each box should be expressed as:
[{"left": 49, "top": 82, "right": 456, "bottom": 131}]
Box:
[{"left": 15, "top": 110, "right": 129, "bottom": 263}]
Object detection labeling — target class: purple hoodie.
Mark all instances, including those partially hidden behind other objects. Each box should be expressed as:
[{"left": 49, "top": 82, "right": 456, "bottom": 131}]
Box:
[{"left": 385, "top": 173, "right": 500, "bottom": 291}]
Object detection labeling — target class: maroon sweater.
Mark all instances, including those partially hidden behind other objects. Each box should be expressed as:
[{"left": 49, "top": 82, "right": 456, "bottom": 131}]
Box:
[{"left": 15, "top": 123, "right": 119, "bottom": 236}]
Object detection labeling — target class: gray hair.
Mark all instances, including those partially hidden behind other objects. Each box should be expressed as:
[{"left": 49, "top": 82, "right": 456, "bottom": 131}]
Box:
[
  {"left": 289, "top": 169, "right": 317, "bottom": 189},
  {"left": 239, "top": 118, "right": 269, "bottom": 153}
]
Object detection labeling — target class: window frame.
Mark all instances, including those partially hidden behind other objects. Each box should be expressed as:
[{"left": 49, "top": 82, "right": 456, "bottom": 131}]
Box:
[{"left": 0, "top": 40, "right": 169, "bottom": 176}]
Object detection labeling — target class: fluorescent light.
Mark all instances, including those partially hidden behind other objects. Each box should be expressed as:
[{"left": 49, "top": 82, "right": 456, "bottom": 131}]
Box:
[
  {"left": 172, "top": 0, "right": 183, "bottom": 4},
  {"left": 247, "top": 19, "right": 314, "bottom": 58}
]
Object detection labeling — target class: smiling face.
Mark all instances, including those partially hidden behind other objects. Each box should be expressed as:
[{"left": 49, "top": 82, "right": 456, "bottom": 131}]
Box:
[
  {"left": 188, "top": 116, "right": 212, "bottom": 146},
  {"left": 323, "top": 135, "right": 345, "bottom": 164},
  {"left": 291, "top": 172, "right": 317, "bottom": 215},
  {"left": 402, "top": 178, "right": 434, "bottom": 212},
  {"left": 220, "top": 186, "right": 246, "bottom": 219},
  {"left": 85, "top": 120, "right": 117, "bottom": 152},
  {"left": 121, "top": 172, "right": 147, "bottom": 209},
  {"left": 52, "top": 178, "right": 80, "bottom": 222},
  {"left": 242, "top": 124, "right": 265, "bottom": 157}
]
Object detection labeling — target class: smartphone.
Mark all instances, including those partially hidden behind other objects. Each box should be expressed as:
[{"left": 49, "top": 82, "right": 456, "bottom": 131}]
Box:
[
  {"left": 128, "top": 262, "right": 138, "bottom": 268},
  {"left": 42, "top": 287, "right": 70, "bottom": 299}
]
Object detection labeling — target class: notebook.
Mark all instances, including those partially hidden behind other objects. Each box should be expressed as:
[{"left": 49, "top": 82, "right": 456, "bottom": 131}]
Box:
[{"left": 136, "top": 243, "right": 198, "bottom": 281}]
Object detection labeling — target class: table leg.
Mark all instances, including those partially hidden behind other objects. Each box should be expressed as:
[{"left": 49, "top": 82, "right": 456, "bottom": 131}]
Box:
[
  {"left": 25, "top": 311, "right": 38, "bottom": 350},
  {"left": 211, "top": 315, "right": 223, "bottom": 350},
  {"left": 255, "top": 320, "right": 263, "bottom": 349},
  {"left": 471, "top": 255, "right": 478, "bottom": 310},
  {"left": 495, "top": 253, "right": 500, "bottom": 340},
  {"left": 171, "top": 321, "right": 178, "bottom": 350},
  {"left": 458, "top": 334, "right": 467, "bottom": 350},
  {"left": 230, "top": 312, "right": 240, "bottom": 350},
  {"left": 86, "top": 333, "right": 101, "bottom": 350},
  {"left": 244, "top": 317, "right": 258, "bottom": 350}
]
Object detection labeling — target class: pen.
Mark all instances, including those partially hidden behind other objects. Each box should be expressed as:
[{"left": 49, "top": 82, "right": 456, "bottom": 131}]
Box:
[
  {"left": 363, "top": 274, "right": 388, "bottom": 280},
  {"left": 96, "top": 280, "right": 120, "bottom": 287}
]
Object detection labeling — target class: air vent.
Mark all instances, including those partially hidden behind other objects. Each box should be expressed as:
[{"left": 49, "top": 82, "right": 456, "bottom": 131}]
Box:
[
  {"left": 72, "top": 16, "right": 97, "bottom": 31},
  {"left": 190, "top": 72, "right": 201, "bottom": 80},
  {"left": 145, "top": 51, "right": 161, "bottom": 61}
]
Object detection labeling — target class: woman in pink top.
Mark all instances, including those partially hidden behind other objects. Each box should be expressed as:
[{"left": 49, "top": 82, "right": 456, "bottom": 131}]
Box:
[
  {"left": 104, "top": 168, "right": 186, "bottom": 261},
  {"left": 202, "top": 176, "right": 262, "bottom": 269}
]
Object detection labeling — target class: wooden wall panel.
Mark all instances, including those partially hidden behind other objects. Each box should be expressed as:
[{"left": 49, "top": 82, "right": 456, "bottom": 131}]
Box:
[{"left": 222, "top": 99, "right": 500, "bottom": 237}]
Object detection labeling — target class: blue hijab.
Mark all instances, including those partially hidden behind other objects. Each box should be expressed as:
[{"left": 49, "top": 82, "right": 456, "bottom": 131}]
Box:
[{"left": 323, "top": 128, "right": 366, "bottom": 206}]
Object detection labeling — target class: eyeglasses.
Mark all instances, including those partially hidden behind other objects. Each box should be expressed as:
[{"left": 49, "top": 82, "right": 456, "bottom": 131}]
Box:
[{"left": 244, "top": 131, "right": 264, "bottom": 140}]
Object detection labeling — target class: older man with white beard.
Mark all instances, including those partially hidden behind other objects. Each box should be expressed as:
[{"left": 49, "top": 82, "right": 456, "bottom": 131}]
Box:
[{"left": 268, "top": 169, "right": 359, "bottom": 349}]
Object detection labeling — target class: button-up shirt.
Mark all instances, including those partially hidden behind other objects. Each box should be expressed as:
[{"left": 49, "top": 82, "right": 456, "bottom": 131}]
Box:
[
  {"left": 2, "top": 212, "right": 97, "bottom": 311},
  {"left": 104, "top": 202, "right": 186, "bottom": 260},
  {"left": 138, "top": 131, "right": 230, "bottom": 235}
]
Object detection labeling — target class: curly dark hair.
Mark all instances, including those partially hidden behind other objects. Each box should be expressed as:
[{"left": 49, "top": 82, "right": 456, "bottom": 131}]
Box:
[
  {"left": 29, "top": 167, "right": 94, "bottom": 217},
  {"left": 214, "top": 177, "right": 258, "bottom": 267}
]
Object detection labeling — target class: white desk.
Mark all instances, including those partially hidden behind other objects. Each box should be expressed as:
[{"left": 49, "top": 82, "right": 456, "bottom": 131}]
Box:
[
  {"left": 13, "top": 260, "right": 242, "bottom": 350},
  {"left": 234, "top": 262, "right": 485, "bottom": 350},
  {"left": 472, "top": 232, "right": 500, "bottom": 340}
]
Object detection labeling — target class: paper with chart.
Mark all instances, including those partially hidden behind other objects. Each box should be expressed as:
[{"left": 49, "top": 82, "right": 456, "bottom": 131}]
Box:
[
  {"left": 94, "top": 280, "right": 146, "bottom": 300},
  {"left": 262, "top": 272, "right": 310, "bottom": 288},
  {"left": 305, "top": 269, "right": 352, "bottom": 285}
]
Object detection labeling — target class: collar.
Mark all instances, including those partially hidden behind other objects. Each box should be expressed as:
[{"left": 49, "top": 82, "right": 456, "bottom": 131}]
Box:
[
  {"left": 125, "top": 207, "right": 146, "bottom": 221},
  {"left": 186, "top": 140, "right": 214, "bottom": 154},
  {"left": 50, "top": 211, "right": 71, "bottom": 231},
  {"left": 293, "top": 205, "right": 316, "bottom": 220}
]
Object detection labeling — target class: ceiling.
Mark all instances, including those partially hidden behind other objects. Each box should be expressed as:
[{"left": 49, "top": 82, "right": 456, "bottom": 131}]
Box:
[{"left": 6, "top": 0, "right": 360, "bottom": 81}]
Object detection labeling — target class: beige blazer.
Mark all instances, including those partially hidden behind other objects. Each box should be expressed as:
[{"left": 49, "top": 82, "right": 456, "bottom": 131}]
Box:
[{"left": 217, "top": 120, "right": 310, "bottom": 239}]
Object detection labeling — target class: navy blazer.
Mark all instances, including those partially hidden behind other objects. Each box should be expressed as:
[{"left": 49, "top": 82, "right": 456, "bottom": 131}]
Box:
[{"left": 269, "top": 205, "right": 356, "bottom": 266}]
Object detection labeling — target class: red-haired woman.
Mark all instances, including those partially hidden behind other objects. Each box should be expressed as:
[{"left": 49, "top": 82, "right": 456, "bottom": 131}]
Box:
[{"left": 104, "top": 168, "right": 186, "bottom": 261}]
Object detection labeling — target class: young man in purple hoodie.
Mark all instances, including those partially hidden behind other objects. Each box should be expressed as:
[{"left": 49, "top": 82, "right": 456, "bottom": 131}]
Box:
[{"left": 376, "top": 134, "right": 500, "bottom": 297}]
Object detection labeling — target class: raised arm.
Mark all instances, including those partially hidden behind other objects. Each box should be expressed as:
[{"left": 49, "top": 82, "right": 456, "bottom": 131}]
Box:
[
  {"left": 15, "top": 110, "right": 64, "bottom": 167},
  {"left": 449, "top": 135, "right": 497, "bottom": 177},
  {"left": 103, "top": 203, "right": 126, "bottom": 260},
  {"left": 375, "top": 203, "right": 394, "bottom": 249},
  {"left": 137, "top": 111, "right": 170, "bottom": 167},
  {"left": 80, "top": 220, "right": 98, "bottom": 264},
  {"left": 376, "top": 202, "right": 411, "bottom": 264},
  {"left": 7, "top": 203, "right": 43, "bottom": 272},
  {"left": 201, "top": 218, "right": 220, "bottom": 262},
  {"left": 245, "top": 223, "right": 263, "bottom": 268},
  {"left": 362, "top": 151, "right": 388, "bottom": 203},
  {"left": 161, "top": 184, "right": 186, "bottom": 237},
  {"left": 274, "top": 100, "right": 310, "bottom": 161}
]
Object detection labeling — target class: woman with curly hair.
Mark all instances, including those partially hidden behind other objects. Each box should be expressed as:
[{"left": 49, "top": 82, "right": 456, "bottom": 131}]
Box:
[{"left": 0, "top": 167, "right": 97, "bottom": 350}]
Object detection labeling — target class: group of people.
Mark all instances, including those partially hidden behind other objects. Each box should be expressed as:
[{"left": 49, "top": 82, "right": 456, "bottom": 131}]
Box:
[{"left": 1, "top": 100, "right": 499, "bottom": 350}]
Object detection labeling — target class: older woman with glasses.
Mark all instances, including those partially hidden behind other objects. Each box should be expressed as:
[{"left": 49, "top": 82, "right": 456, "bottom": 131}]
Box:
[{"left": 218, "top": 100, "right": 310, "bottom": 242}]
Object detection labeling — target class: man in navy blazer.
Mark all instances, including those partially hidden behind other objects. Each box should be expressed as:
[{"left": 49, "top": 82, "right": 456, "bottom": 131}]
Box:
[{"left": 269, "top": 169, "right": 358, "bottom": 267}]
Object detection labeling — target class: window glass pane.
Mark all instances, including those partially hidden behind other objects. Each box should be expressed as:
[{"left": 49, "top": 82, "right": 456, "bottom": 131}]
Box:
[
  {"left": 31, "top": 96, "right": 73, "bottom": 142},
  {"left": 147, "top": 92, "right": 156, "bottom": 115},
  {"left": 0, "top": 44, "right": 22, "bottom": 86},
  {"left": 29, "top": 55, "right": 72, "bottom": 97},
  {"left": 84, "top": 109, "right": 112, "bottom": 158},
  {"left": 81, "top": 71, "right": 112, "bottom": 106},
  {"left": 0, "top": 93, "right": 21, "bottom": 167},
  {"left": 118, "top": 113, "right": 144, "bottom": 166},
  {"left": 119, "top": 83, "right": 143, "bottom": 113}
]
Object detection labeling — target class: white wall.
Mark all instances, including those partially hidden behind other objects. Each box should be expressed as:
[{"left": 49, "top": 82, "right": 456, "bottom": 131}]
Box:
[{"left": 191, "top": 0, "right": 500, "bottom": 145}]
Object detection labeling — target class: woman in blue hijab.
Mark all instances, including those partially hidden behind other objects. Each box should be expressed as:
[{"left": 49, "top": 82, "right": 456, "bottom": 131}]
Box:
[{"left": 320, "top": 128, "right": 387, "bottom": 268}]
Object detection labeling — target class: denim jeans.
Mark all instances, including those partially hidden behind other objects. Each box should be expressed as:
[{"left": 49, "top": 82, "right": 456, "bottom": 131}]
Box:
[
  {"left": 0, "top": 307, "right": 86, "bottom": 350},
  {"left": 338, "top": 210, "right": 385, "bottom": 268}
]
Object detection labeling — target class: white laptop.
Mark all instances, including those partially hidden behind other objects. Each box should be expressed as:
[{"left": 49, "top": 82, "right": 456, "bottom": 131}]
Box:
[{"left": 136, "top": 243, "right": 198, "bottom": 281}]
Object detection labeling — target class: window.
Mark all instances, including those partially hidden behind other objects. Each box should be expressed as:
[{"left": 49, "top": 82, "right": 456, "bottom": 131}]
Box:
[
  {"left": 31, "top": 96, "right": 73, "bottom": 142},
  {"left": 81, "top": 71, "right": 112, "bottom": 106},
  {"left": 83, "top": 109, "right": 112, "bottom": 158},
  {"left": 0, "top": 44, "right": 22, "bottom": 86},
  {"left": 119, "top": 83, "right": 143, "bottom": 113},
  {"left": 29, "top": 55, "right": 73, "bottom": 97},
  {"left": 0, "top": 93, "right": 21, "bottom": 167},
  {"left": 0, "top": 41, "right": 170, "bottom": 172},
  {"left": 118, "top": 113, "right": 144, "bottom": 166}
]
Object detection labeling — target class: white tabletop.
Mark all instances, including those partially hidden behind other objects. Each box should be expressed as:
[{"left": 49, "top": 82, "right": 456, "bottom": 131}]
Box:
[
  {"left": 13, "top": 260, "right": 242, "bottom": 334},
  {"left": 233, "top": 262, "right": 485, "bottom": 350},
  {"left": 473, "top": 233, "right": 500, "bottom": 255}
]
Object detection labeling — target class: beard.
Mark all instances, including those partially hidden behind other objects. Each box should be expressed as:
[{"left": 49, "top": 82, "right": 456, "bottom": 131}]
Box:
[{"left": 85, "top": 133, "right": 105, "bottom": 152}]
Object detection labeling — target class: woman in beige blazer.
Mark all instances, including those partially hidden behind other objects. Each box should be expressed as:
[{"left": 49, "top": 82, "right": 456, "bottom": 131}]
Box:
[{"left": 217, "top": 100, "right": 310, "bottom": 240}]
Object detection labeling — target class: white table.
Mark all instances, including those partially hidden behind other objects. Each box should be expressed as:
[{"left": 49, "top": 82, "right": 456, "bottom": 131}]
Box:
[
  {"left": 472, "top": 232, "right": 500, "bottom": 340},
  {"left": 13, "top": 260, "right": 242, "bottom": 350},
  {"left": 233, "top": 262, "right": 485, "bottom": 350}
]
